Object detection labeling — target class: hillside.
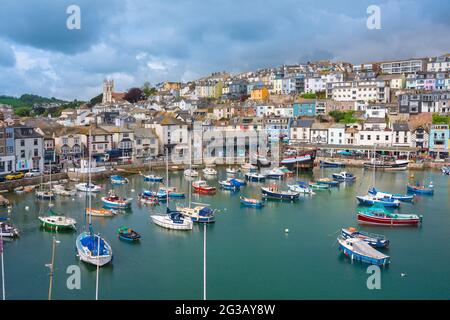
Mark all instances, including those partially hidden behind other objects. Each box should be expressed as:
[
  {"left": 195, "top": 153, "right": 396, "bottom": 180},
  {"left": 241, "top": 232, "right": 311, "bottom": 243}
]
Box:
[{"left": 0, "top": 94, "right": 83, "bottom": 116}]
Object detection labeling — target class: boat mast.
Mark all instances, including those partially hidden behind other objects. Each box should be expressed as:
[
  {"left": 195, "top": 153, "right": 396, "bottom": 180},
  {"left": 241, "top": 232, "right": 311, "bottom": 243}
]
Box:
[
  {"left": 189, "top": 132, "right": 192, "bottom": 209},
  {"left": 203, "top": 223, "right": 206, "bottom": 300},
  {"left": 95, "top": 234, "right": 100, "bottom": 300},
  {"left": 0, "top": 232, "right": 5, "bottom": 300},
  {"left": 46, "top": 236, "right": 59, "bottom": 300},
  {"left": 88, "top": 129, "right": 92, "bottom": 230},
  {"left": 165, "top": 147, "right": 169, "bottom": 207},
  {"left": 373, "top": 144, "right": 376, "bottom": 188}
]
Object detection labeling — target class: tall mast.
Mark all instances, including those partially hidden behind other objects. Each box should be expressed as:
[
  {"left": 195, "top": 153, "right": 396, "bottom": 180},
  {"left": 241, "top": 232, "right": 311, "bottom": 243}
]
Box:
[
  {"left": 1, "top": 232, "right": 5, "bottom": 300},
  {"left": 203, "top": 223, "right": 206, "bottom": 300},
  {"left": 373, "top": 144, "right": 376, "bottom": 188},
  {"left": 47, "top": 236, "right": 59, "bottom": 300},
  {"left": 88, "top": 128, "right": 92, "bottom": 228},
  {"left": 166, "top": 147, "right": 169, "bottom": 208},
  {"left": 95, "top": 234, "right": 100, "bottom": 300},
  {"left": 189, "top": 132, "right": 192, "bottom": 209}
]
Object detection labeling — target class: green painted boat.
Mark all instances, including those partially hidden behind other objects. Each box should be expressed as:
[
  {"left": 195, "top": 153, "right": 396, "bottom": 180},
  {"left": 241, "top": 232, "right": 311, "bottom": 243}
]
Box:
[
  {"left": 38, "top": 209, "right": 77, "bottom": 230},
  {"left": 309, "top": 182, "right": 330, "bottom": 189}
]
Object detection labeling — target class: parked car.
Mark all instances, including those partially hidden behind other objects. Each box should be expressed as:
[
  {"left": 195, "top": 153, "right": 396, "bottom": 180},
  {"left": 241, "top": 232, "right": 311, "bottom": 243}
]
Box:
[
  {"left": 25, "top": 169, "right": 42, "bottom": 178},
  {"left": 5, "top": 172, "right": 25, "bottom": 180},
  {"left": 44, "top": 166, "right": 61, "bottom": 174}
]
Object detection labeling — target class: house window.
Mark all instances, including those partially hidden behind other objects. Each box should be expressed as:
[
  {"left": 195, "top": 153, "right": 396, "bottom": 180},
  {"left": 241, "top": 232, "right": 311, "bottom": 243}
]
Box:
[
  {"left": 376, "top": 135, "right": 380, "bottom": 141},
  {"left": 20, "top": 140, "right": 25, "bottom": 147},
  {"left": 360, "top": 135, "right": 364, "bottom": 140},
  {"left": 21, "top": 150, "right": 25, "bottom": 158},
  {"left": 34, "top": 139, "right": 38, "bottom": 146},
  {"left": 34, "top": 149, "right": 39, "bottom": 157},
  {"left": 385, "top": 136, "right": 389, "bottom": 141}
]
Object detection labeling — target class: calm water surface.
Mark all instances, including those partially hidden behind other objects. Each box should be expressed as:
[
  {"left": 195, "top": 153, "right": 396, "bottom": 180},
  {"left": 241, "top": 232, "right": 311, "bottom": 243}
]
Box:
[{"left": 1, "top": 168, "right": 449, "bottom": 299}]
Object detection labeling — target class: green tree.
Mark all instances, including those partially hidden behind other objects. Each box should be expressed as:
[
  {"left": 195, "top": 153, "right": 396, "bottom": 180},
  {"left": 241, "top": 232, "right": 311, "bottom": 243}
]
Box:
[{"left": 432, "top": 113, "right": 449, "bottom": 125}]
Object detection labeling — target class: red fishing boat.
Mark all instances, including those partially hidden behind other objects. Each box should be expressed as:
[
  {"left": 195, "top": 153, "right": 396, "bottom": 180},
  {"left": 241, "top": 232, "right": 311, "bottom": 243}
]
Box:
[
  {"left": 192, "top": 180, "right": 216, "bottom": 194},
  {"left": 357, "top": 209, "right": 422, "bottom": 226}
]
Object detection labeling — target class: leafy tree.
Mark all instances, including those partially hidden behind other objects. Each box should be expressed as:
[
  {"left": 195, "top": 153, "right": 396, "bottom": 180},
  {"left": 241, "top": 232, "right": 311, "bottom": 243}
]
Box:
[
  {"left": 89, "top": 93, "right": 103, "bottom": 106},
  {"left": 124, "top": 87, "right": 144, "bottom": 103},
  {"left": 14, "top": 106, "right": 32, "bottom": 117},
  {"left": 432, "top": 113, "right": 449, "bottom": 125}
]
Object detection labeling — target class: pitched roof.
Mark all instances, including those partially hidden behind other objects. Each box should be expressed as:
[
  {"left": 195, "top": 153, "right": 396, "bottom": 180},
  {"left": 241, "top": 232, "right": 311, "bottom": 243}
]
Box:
[
  {"left": 392, "top": 123, "right": 409, "bottom": 131},
  {"left": 291, "top": 119, "right": 314, "bottom": 128}
]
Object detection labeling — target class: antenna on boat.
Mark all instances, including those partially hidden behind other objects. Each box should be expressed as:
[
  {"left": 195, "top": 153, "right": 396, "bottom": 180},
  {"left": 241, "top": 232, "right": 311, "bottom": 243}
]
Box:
[
  {"left": 1, "top": 232, "right": 5, "bottom": 300},
  {"left": 46, "top": 236, "right": 60, "bottom": 300}
]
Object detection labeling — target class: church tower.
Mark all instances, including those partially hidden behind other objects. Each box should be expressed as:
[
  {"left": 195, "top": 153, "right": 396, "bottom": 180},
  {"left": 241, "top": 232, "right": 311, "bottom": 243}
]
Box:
[{"left": 102, "top": 79, "right": 114, "bottom": 104}]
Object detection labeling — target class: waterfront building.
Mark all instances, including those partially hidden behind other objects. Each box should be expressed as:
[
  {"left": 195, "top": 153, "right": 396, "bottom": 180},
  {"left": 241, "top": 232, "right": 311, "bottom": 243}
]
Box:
[
  {"left": 392, "top": 123, "right": 412, "bottom": 147},
  {"left": 0, "top": 124, "right": 15, "bottom": 175},
  {"left": 103, "top": 126, "right": 135, "bottom": 159},
  {"left": 133, "top": 128, "right": 159, "bottom": 159},
  {"left": 310, "top": 123, "right": 330, "bottom": 144},
  {"left": 328, "top": 124, "right": 346, "bottom": 145},
  {"left": 356, "top": 129, "right": 392, "bottom": 147},
  {"left": 411, "top": 124, "right": 429, "bottom": 150},
  {"left": 264, "top": 117, "right": 291, "bottom": 141},
  {"left": 290, "top": 119, "right": 314, "bottom": 143},
  {"left": 13, "top": 125, "right": 44, "bottom": 172},
  {"left": 428, "top": 124, "right": 449, "bottom": 158},
  {"left": 145, "top": 113, "right": 188, "bottom": 155}
]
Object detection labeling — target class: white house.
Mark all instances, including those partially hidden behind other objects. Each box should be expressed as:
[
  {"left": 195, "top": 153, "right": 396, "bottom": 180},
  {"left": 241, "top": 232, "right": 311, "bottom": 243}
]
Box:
[
  {"left": 365, "top": 105, "right": 387, "bottom": 118},
  {"left": 328, "top": 124, "right": 346, "bottom": 145},
  {"left": 13, "top": 126, "right": 44, "bottom": 172}
]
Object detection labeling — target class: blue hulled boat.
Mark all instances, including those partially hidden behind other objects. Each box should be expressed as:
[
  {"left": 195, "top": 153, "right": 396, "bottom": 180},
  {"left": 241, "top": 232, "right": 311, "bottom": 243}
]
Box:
[
  {"left": 245, "top": 172, "right": 266, "bottom": 182},
  {"left": 110, "top": 175, "right": 128, "bottom": 185},
  {"left": 338, "top": 237, "right": 390, "bottom": 266},
  {"left": 219, "top": 178, "right": 240, "bottom": 191},
  {"left": 341, "top": 227, "right": 389, "bottom": 248},
  {"left": 240, "top": 196, "right": 264, "bottom": 208},
  {"left": 407, "top": 182, "right": 434, "bottom": 195},
  {"left": 332, "top": 171, "right": 356, "bottom": 182},
  {"left": 261, "top": 185, "right": 299, "bottom": 200},
  {"left": 356, "top": 194, "right": 400, "bottom": 208},
  {"left": 320, "top": 160, "right": 345, "bottom": 168},
  {"left": 143, "top": 174, "right": 164, "bottom": 182},
  {"left": 368, "top": 187, "right": 414, "bottom": 202},
  {"left": 442, "top": 166, "right": 450, "bottom": 175},
  {"left": 316, "top": 178, "right": 340, "bottom": 187}
]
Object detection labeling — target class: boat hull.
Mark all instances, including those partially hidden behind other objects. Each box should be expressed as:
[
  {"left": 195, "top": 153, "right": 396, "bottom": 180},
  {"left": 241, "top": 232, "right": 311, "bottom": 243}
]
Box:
[
  {"left": 356, "top": 196, "right": 400, "bottom": 208},
  {"left": 319, "top": 160, "right": 345, "bottom": 168},
  {"left": 357, "top": 213, "right": 421, "bottom": 226},
  {"left": 407, "top": 185, "right": 434, "bottom": 195},
  {"left": 76, "top": 232, "right": 112, "bottom": 267},
  {"left": 151, "top": 215, "right": 193, "bottom": 230},
  {"left": 338, "top": 242, "right": 390, "bottom": 266},
  {"left": 261, "top": 188, "right": 299, "bottom": 200}
]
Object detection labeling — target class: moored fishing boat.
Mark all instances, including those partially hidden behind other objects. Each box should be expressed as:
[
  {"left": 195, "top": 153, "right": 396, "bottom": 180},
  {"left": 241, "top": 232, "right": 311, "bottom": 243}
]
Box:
[
  {"left": 356, "top": 194, "right": 400, "bottom": 208},
  {"left": 338, "top": 237, "right": 390, "bottom": 266},
  {"left": 363, "top": 159, "right": 409, "bottom": 171},
  {"left": 110, "top": 175, "right": 129, "bottom": 185},
  {"left": 261, "top": 185, "right": 299, "bottom": 200},
  {"left": 316, "top": 178, "right": 340, "bottom": 187},
  {"left": 192, "top": 180, "right": 216, "bottom": 194},
  {"left": 117, "top": 226, "right": 141, "bottom": 241},
  {"left": 319, "top": 160, "right": 345, "bottom": 168},
  {"left": 288, "top": 181, "right": 315, "bottom": 194},
  {"left": 226, "top": 167, "right": 240, "bottom": 174},
  {"left": 244, "top": 172, "right": 266, "bottom": 182},
  {"left": 219, "top": 179, "right": 240, "bottom": 191},
  {"left": 35, "top": 190, "right": 55, "bottom": 200},
  {"left": 368, "top": 187, "right": 414, "bottom": 202},
  {"left": 230, "top": 178, "right": 246, "bottom": 186},
  {"left": 240, "top": 196, "right": 264, "bottom": 208},
  {"left": 52, "top": 184, "right": 77, "bottom": 196},
  {"left": 280, "top": 151, "right": 315, "bottom": 171},
  {"left": 86, "top": 208, "right": 115, "bottom": 217},
  {"left": 177, "top": 205, "right": 216, "bottom": 223},
  {"left": 241, "top": 163, "right": 258, "bottom": 172},
  {"left": 143, "top": 174, "right": 164, "bottom": 182},
  {"left": 151, "top": 208, "right": 193, "bottom": 230},
  {"left": 101, "top": 191, "right": 133, "bottom": 209},
  {"left": 0, "top": 222, "right": 20, "bottom": 238},
  {"left": 407, "top": 182, "right": 434, "bottom": 195},
  {"left": 184, "top": 169, "right": 199, "bottom": 177},
  {"left": 76, "top": 182, "right": 102, "bottom": 193},
  {"left": 442, "top": 166, "right": 450, "bottom": 175},
  {"left": 341, "top": 227, "right": 389, "bottom": 248},
  {"left": 202, "top": 167, "right": 217, "bottom": 175},
  {"left": 137, "top": 192, "right": 159, "bottom": 205},
  {"left": 159, "top": 187, "right": 185, "bottom": 198},
  {"left": 332, "top": 171, "right": 356, "bottom": 181},
  {"left": 357, "top": 208, "right": 422, "bottom": 226},
  {"left": 309, "top": 182, "right": 330, "bottom": 190},
  {"left": 264, "top": 168, "right": 285, "bottom": 180}
]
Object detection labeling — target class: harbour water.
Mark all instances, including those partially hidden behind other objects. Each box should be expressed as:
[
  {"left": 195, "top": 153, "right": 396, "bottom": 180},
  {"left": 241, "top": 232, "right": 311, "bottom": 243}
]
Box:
[{"left": 1, "top": 168, "right": 449, "bottom": 299}]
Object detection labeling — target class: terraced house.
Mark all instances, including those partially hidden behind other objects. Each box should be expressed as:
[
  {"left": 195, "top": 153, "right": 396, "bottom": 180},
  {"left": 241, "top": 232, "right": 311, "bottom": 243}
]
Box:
[{"left": 13, "top": 125, "right": 44, "bottom": 172}]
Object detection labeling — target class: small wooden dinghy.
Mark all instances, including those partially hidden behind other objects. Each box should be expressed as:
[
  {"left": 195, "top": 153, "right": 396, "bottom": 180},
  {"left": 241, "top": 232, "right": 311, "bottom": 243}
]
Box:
[{"left": 86, "top": 208, "right": 115, "bottom": 217}]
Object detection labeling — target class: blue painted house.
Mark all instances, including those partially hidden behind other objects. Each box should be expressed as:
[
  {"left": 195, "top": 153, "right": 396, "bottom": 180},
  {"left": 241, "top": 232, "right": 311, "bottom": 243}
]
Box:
[
  {"left": 293, "top": 100, "right": 316, "bottom": 117},
  {"left": 429, "top": 124, "right": 449, "bottom": 158}
]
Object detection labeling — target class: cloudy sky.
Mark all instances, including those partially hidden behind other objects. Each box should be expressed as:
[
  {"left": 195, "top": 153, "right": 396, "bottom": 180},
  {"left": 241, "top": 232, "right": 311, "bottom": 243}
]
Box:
[{"left": 0, "top": 0, "right": 449, "bottom": 100}]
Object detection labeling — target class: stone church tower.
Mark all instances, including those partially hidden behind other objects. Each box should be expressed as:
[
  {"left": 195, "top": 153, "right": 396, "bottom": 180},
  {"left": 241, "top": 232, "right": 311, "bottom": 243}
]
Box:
[{"left": 102, "top": 79, "right": 114, "bottom": 104}]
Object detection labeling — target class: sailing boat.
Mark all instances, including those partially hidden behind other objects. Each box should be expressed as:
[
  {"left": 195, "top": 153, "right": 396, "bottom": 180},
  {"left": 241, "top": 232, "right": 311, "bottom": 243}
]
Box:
[
  {"left": 143, "top": 155, "right": 163, "bottom": 182},
  {"left": 36, "top": 160, "right": 55, "bottom": 200},
  {"left": 150, "top": 147, "right": 193, "bottom": 230},
  {"left": 38, "top": 158, "right": 77, "bottom": 231},
  {"left": 75, "top": 130, "right": 113, "bottom": 267},
  {"left": 177, "top": 136, "right": 216, "bottom": 223}
]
